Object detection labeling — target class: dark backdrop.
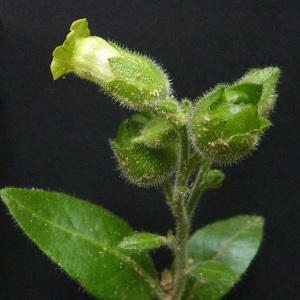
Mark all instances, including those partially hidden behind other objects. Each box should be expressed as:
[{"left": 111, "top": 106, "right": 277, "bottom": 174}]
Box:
[{"left": 0, "top": 1, "right": 299, "bottom": 299}]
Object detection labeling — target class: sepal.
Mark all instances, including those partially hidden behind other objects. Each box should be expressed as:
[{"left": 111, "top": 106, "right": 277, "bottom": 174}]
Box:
[
  {"left": 132, "top": 117, "right": 179, "bottom": 149},
  {"left": 236, "top": 67, "right": 280, "bottom": 116}
]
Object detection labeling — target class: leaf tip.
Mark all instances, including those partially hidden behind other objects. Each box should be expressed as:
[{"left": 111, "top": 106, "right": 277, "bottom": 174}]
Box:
[{"left": 0, "top": 187, "right": 11, "bottom": 204}]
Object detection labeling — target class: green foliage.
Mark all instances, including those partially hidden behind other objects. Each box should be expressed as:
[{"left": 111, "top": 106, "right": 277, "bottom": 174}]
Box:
[
  {"left": 1, "top": 188, "right": 159, "bottom": 300},
  {"left": 185, "top": 261, "right": 239, "bottom": 300},
  {"left": 185, "top": 215, "right": 264, "bottom": 299},
  {"left": 189, "top": 261, "right": 239, "bottom": 287},
  {"left": 118, "top": 233, "right": 168, "bottom": 250}
]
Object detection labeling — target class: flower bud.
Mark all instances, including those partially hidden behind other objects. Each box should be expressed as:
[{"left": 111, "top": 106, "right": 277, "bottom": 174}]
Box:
[
  {"left": 110, "top": 114, "right": 178, "bottom": 187},
  {"left": 190, "top": 73, "right": 277, "bottom": 165},
  {"left": 205, "top": 169, "right": 225, "bottom": 188},
  {"left": 50, "top": 19, "right": 171, "bottom": 110},
  {"left": 152, "top": 97, "right": 192, "bottom": 126}
]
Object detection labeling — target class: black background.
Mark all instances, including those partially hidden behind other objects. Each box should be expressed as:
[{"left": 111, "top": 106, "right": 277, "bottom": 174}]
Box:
[{"left": 0, "top": 1, "right": 299, "bottom": 299}]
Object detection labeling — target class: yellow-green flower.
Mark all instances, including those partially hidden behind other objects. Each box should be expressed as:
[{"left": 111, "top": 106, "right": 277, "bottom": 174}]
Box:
[{"left": 51, "top": 18, "right": 171, "bottom": 110}]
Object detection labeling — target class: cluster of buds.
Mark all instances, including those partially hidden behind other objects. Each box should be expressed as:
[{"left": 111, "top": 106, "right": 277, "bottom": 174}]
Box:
[{"left": 51, "top": 19, "right": 280, "bottom": 185}]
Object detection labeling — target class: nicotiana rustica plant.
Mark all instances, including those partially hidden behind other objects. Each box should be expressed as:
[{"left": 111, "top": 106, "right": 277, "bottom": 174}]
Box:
[{"left": 1, "top": 19, "right": 280, "bottom": 300}]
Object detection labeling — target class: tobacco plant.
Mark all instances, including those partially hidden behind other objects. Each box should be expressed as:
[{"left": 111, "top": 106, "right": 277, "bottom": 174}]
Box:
[{"left": 1, "top": 19, "right": 280, "bottom": 300}]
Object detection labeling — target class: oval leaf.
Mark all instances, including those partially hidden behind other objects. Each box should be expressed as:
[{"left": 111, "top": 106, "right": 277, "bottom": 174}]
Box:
[
  {"left": 0, "top": 188, "right": 160, "bottom": 300},
  {"left": 185, "top": 215, "right": 264, "bottom": 300},
  {"left": 185, "top": 261, "right": 238, "bottom": 300},
  {"left": 118, "top": 233, "right": 167, "bottom": 250},
  {"left": 189, "top": 261, "right": 238, "bottom": 286}
]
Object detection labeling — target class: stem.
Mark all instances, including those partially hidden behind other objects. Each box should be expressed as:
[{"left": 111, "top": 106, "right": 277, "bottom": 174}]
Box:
[
  {"left": 170, "top": 126, "right": 191, "bottom": 300},
  {"left": 186, "top": 161, "right": 211, "bottom": 218},
  {"left": 187, "top": 152, "right": 206, "bottom": 174},
  {"left": 174, "top": 126, "right": 190, "bottom": 189},
  {"left": 161, "top": 128, "right": 210, "bottom": 300},
  {"left": 162, "top": 181, "right": 173, "bottom": 206},
  {"left": 172, "top": 199, "right": 190, "bottom": 300}
]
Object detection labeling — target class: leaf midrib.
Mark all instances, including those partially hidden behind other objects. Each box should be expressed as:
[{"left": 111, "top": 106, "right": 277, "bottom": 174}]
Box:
[
  {"left": 211, "top": 217, "right": 261, "bottom": 265},
  {"left": 185, "top": 217, "right": 262, "bottom": 300},
  {"left": 6, "top": 194, "right": 160, "bottom": 292}
]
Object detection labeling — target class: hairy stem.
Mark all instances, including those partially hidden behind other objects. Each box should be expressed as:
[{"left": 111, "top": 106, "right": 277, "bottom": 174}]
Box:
[
  {"left": 170, "top": 126, "right": 191, "bottom": 300},
  {"left": 172, "top": 197, "right": 190, "bottom": 300},
  {"left": 161, "top": 128, "right": 211, "bottom": 299}
]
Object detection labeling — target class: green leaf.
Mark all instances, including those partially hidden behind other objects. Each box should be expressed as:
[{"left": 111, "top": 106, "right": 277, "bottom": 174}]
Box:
[
  {"left": 189, "top": 261, "right": 238, "bottom": 286},
  {"left": 1, "top": 188, "right": 160, "bottom": 300},
  {"left": 185, "top": 261, "right": 239, "bottom": 300},
  {"left": 118, "top": 233, "right": 168, "bottom": 250},
  {"left": 185, "top": 215, "right": 264, "bottom": 300}
]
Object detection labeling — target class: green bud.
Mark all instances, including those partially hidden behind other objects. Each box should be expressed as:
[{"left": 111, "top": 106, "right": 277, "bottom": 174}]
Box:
[
  {"left": 50, "top": 19, "right": 171, "bottom": 110},
  {"left": 132, "top": 116, "right": 178, "bottom": 148},
  {"left": 205, "top": 169, "right": 225, "bottom": 188},
  {"left": 152, "top": 97, "right": 192, "bottom": 126},
  {"left": 110, "top": 114, "right": 178, "bottom": 187},
  {"left": 153, "top": 98, "right": 179, "bottom": 115},
  {"left": 190, "top": 72, "right": 277, "bottom": 165}
]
